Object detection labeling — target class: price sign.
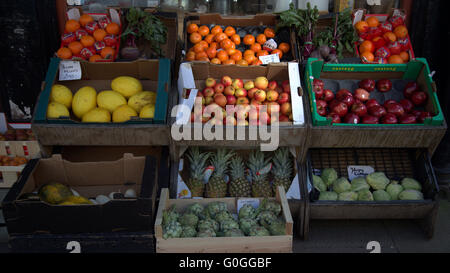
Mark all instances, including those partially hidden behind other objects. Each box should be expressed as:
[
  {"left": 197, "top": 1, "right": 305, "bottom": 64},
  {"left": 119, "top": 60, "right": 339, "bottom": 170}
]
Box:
[
  {"left": 237, "top": 198, "right": 260, "bottom": 213},
  {"left": 259, "top": 54, "right": 280, "bottom": 65},
  {"left": 347, "top": 165, "right": 375, "bottom": 181},
  {"left": 59, "top": 61, "right": 82, "bottom": 81}
]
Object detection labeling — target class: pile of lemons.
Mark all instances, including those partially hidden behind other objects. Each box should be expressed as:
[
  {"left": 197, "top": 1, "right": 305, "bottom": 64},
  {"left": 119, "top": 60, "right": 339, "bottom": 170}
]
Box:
[{"left": 47, "top": 76, "right": 156, "bottom": 123}]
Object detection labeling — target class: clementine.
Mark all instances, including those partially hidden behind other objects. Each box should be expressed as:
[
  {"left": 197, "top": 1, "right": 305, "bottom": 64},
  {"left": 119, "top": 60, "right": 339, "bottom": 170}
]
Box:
[
  {"left": 256, "top": 34, "right": 267, "bottom": 45},
  {"left": 231, "top": 34, "right": 241, "bottom": 45},
  {"left": 186, "top": 51, "right": 196, "bottom": 61},
  {"left": 399, "top": 51, "right": 409, "bottom": 62},
  {"left": 194, "top": 43, "right": 205, "bottom": 53},
  {"left": 93, "top": 29, "right": 107, "bottom": 41},
  {"left": 101, "top": 47, "right": 115, "bottom": 59},
  {"left": 394, "top": 26, "right": 408, "bottom": 39},
  {"left": 217, "top": 50, "right": 229, "bottom": 62},
  {"left": 236, "top": 59, "right": 249, "bottom": 66},
  {"left": 220, "top": 38, "right": 233, "bottom": 49},
  {"left": 243, "top": 35, "right": 255, "bottom": 45},
  {"left": 383, "top": 32, "right": 397, "bottom": 43},
  {"left": 205, "top": 34, "right": 215, "bottom": 44},
  {"left": 65, "top": 19, "right": 80, "bottom": 33},
  {"left": 79, "top": 14, "right": 94, "bottom": 27},
  {"left": 244, "top": 54, "right": 256, "bottom": 64},
  {"left": 211, "top": 25, "right": 223, "bottom": 35},
  {"left": 106, "top": 23, "right": 120, "bottom": 35},
  {"left": 360, "top": 51, "right": 375, "bottom": 62},
  {"left": 68, "top": 41, "right": 83, "bottom": 54},
  {"left": 257, "top": 50, "right": 269, "bottom": 57},
  {"left": 195, "top": 51, "right": 208, "bottom": 60},
  {"left": 366, "top": 16, "right": 379, "bottom": 27},
  {"left": 388, "top": 55, "right": 404, "bottom": 64},
  {"left": 206, "top": 47, "right": 217, "bottom": 59},
  {"left": 230, "top": 51, "right": 243, "bottom": 61},
  {"left": 198, "top": 25, "right": 210, "bottom": 36},
  {"left": 190, "top": 32, "right": 202, "bottom": 44},
  {"left": 278, "top": 43, "right": 290, "bottom": 53},
  {"left": 222, "top": 59, "right": 236, "bottom": 65},
  {"left": 244, "top": 49, "right": 255, "bottom": 56},
  {"left": 252, "top": 59, "right": 263, "bottom": 66},
  {"left": 211, "top": 58, "right": 221, "bottom": 64},
  {"left": 57, "top": 47, "right": 72, "bottom": 59},
  {"left": 272, "top": 49, "right": 283, "bottom": 59},
  {"left": 359, "top": 40, "right": 375, "bottom": 53},
  {"left": 224, "top": 26, "right": 236, "bottom": 37},
  {"left": 89, "top": 54, "right": 102, "bottom": 62},
  {"left": 355, "top": 21, "right": 369, "bottom": 33},
  {"left": 264, "top": 28, "right": 275, "bottom": 38},
  {"left": 226, "top": 48, "right": 237, "bottom": 56},
  {"left": 80, "top": 35, "right": 95, "bottom": 47},
  {"left": 187, "top": 23, "right": 199, "bottom": 34},
  {"left": 250, "top": 43, "right": 262, "bottom": 52}
]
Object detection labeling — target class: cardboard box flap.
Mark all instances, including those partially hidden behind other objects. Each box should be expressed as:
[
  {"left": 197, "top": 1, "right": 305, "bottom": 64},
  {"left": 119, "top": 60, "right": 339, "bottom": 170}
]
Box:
[
  {"left": 80, "top": 60, "right": 159, "bottom": 80},
  {"left": 196, "top": 13, "right": 277, "bottom": 26}
]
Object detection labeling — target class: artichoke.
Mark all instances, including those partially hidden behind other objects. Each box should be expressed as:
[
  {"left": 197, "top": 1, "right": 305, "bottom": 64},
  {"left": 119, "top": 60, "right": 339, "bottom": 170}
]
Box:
[
  {"left": 197, "top": 219, "right": 219, "bottom": 232},
  {"left": 321, "top": 168, "right": 338, "bottom": 187},
  {"left": 239, "top": 218, "right": 259, "bottom": 235},
  {"left": 258, "top": 199, "right": 282, "bottom": 216},
  {"left": 257, "top": 211, "right": 277, "bottom": 228},
  {"left": 206, "top": 202, "right": 228, "bottom": 219},
  {"left": 249, "top": 226, "right": 270, "bottom": 236},
  {"left": 401, "top": 178, "right": 422, "bottom": 191},
  {"left": 219, "top": 219, "right": 239, "bottom": 232},
  {"left": 163, "top": 221, "right": 182, "bottom": 239},
  {"left": 313, "top": 175, "right": 327, "bottom": 192},
  {"left": 399, "top": 189, "right": 424, "bottom": 200},
  {"left": 197, "top": 228, "right": 216, "bottom": 237},
  {"left": 179, "top": 213, "right": 199, "bottom": 227},
  {"left": 162, "top": 205, "right": 180, "bottom": 226},
  {"left": 333, "top": 177, "right": 352, "bottom": 194},
  {"left": 185, "top": 203, "right": 204, "bottom": 217},
  {"left": 373, "top": 190, "right": 391, "bottom": 201},
  {"left": 386, "top": 181, "right": 404, "bottom": 200},
  {"left": 338, "top": 191, "right": 358, "bottom": 201},
  {"left": 215, "top": 210, "right": 234, "bottom": 223},
  {"left": 268, "top": 220, "right": 286, "bottom": 236},
  {"left": 366, "top": 172, "right": 390, "bottom": 190},
  {"left": 358, "top": 190, "right": 374, "bottom": 201},
  {"left": 318, "top": 191, "right": 338, "bottom": 201},
  {"left": 180, "top": 226, "right": 197, "bottom": 238},
  {"left": 351, "top": 177, "right": 370, "bottom": 192},
  {"left": 238, "top": 204, "right": 257, "bottom": 220},
  {"left": 224, "top": 228, "right": 245, "bottom": 237}
]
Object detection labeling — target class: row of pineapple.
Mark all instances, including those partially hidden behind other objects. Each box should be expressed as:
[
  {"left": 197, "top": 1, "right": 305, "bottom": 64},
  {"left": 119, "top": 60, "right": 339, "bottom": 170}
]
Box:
[
  {"left": 162, "top": 200, "right": 286, "bottom": 239},
  {"left": 185, "top": 147, "right": 294, "bottom": 198}
]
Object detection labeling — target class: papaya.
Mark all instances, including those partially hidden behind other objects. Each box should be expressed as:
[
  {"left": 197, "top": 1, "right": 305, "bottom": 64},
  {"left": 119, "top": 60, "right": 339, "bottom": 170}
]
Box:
[{"left": 38, "top": 183, "right": 73, "bottom": 204}]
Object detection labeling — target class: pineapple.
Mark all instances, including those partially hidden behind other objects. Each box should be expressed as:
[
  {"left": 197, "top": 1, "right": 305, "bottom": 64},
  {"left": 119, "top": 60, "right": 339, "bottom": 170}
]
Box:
[
  {"left": 271, "top": 147, "right": 293, "bottom": 193},
  {"left": 206, "top": 149, "right": 234, "bottom": 198},
  {"left": 228, "top": 156, "right": 251, "bottom": 197},
  {"left": 185, "top": 147, "right": 211, "bottom": 197},
  {"left": 249, "top": 150, "right": 273, "bottom": 197}
]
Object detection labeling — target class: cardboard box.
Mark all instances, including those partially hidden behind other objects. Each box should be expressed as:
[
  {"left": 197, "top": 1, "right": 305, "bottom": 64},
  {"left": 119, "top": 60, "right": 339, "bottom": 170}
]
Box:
[
  {"left": 0, "top": 141, "right": 39, "bottom": 188},
  {"left": 1, "top": 153, "right": 158, "bottom": 235},
  {"left": 154, "top": 187, "right": 293, "bottom": 253}
]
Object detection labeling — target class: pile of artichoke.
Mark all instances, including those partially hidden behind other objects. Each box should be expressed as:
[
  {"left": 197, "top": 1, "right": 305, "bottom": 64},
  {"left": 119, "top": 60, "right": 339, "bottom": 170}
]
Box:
[
  {"left": 313, "top": 168, "right": 424, "bottom": 202},
  {"left": 162, "top": 199, "right": 287, "bottom": 239}
]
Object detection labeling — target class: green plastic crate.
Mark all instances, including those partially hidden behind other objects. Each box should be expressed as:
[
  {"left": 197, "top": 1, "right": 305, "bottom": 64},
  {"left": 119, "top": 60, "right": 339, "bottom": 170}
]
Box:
[
  {"left": 33, "top": 57, "right": 171, "bottom": 125},
  {"left": 304, "top": 58, "right": 444, "bottom": 127}
]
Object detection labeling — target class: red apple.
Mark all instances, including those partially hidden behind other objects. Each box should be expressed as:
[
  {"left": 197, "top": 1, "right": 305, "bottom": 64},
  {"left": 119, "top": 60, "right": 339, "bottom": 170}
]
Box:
[
  {"left": 203, "top": 87, "right": 215, "bottom": 97},
  {"left": 248, "top": 88, "right": 258, "bottom": 99},
  {"left": 327, "top": 113, "right": 341, "bottom": 124},
  {"left": 205, "top": 96, "right": 214, "bottom": 105},
  {"left": 214, "top": 94, "right": 227, "bottom": 107},
  {"left": 277, "top": 92, "right": 290, "bottom": 104},
  {"left": 235, "top": 88, "right": 247, "bottom": 97},
  {"left": 224, "top": 86, "right": 235, "bottom": 96},
  {"left": 221, "top": 76, "right": 232, "bottom": 87},
  {"left": 205, "top": 77, "right": 216, "bottom": 87},
  {"left": 376, "top": 79, "right": 392, "bottom": 92},
  {"left": 331, "top": 101, "right": 348, "bottom": 118},
  {"left": 255, "top": 77, "right": 269, "bottom": 89},
  {"left": 268, "top": 81, "right": 278, "bottom": 90},
  {"left": 254, "top": 90, "right": 267, "bottom": 102},
  {"left": 344, "top": 113, "right": 360, "bottom": 124},
  {"left": 383, "top": 100, "right": 397, "bottom": 108},
  {"left": 275, "top": 86, "right": 283, "bottom": 94},
  {"left": 336, "top": 89, "right": 352, "bottom": 101},
  {"left": 354, "top": 88, "right": 370, "bottom": 102},
  {"left": 313, "top": 87, "right": 324, "bottom": 100},
  {"left": 382, "top": 113, "right": 398, "bottom": 124},
  {"left": 281, "top": 80, "right": 290, "bottom": 93},
  {"left": 323, "top": 89, "right": 335, "bottom": 102},
  {"left": 236, "top": 97, "right": 249, "bottom": 105},
  {"left": 351, "top": 102, "right": 368, "bottom": 117},
  {"left": 226, "top": 95, "right": 236, "bottom": 105},
  {"left": 362, "top": 115, "right": 379, "bottom": 124},
  {"left": 244, "top": 81, "right": 254, "bottom": 90},
  {"left": 399, "top": 99, "right": 414, "bottom": 113},
  {"left": 411, "top": 91, "right": 428, "bottom": 106},
  {"left": 340, "top": 95, "right": 355, "bottom": 107},
  {"left": 366, "top": 99, "right": 380, "bottom": 109},
  {"left": 399, "top": 114, "right": 417, "bottom": 124},
  {"left": 259, "top": 112, "right": 271, "bottom": 125},
  {"left": 266, "top": 102, "right": 280, "bottom": 115},
  {"left": 279, "top": 115, "right": 290, "bottom": 122},
  {"left": 411, "top": 110, "right": 422, "bottom": 118},
  {"left": 214, "top": 83, "right": 225, "bottom": 94},
  {"left": 418, "top": 111, "right": 432, "bottom": 123},
  {"left": 313, "top": 79, "right": 324, "bottom": 90},
  {"left": 232, "top": 78, "right": 244, "bottom": 89},
  {"left": 403, "top": 82, "right": 419, "bottom": 98},
  {"left": 281, "top": 102, "right": 292, "bottom": 116},
  {"left": 369, "top": 105, "right": 387, "bottom": 118},
  {"left": 316, "top": 100, "right": 328, "bottom": 117},
  {"left": 267, "top": 90, "right": 279, "bottom": 102},
  {"left": 359, "top": 79, "right": 376, "bottom": 92}
]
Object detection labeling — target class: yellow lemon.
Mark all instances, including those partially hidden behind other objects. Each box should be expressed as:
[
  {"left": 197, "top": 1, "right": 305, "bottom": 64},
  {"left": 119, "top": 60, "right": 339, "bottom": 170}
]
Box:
[
  {"left": 50, "top": 84, "right": 73, "bottom": 108},
  {"left": 111, "top": 76, "right": 143, "bottom": 98},
  {"left": 72, "top": 86, "right": 97, "bottom": 119},
  {"left": 97, "top": 90, "right": 127, "bottom": 113},
  {"left": 112, "top": 105, "right": 138, "bottom": 123},
  {"left": 47, "top": 102, "right": 70, "bottom": 119},
  {"left": 139, "top": 104, "right": 155, "bottom": 119}
]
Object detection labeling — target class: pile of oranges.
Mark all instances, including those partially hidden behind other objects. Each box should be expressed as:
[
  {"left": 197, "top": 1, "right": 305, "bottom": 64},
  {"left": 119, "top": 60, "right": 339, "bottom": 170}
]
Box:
[
  {"left": 57, "top": 14, "right": 121, "bottom": 62},
  {"left": 186, "top": 24, "right": 290, "bottom": 66},
  {"left": 354, "top": 14, "right": 411, "bottom": 64}
]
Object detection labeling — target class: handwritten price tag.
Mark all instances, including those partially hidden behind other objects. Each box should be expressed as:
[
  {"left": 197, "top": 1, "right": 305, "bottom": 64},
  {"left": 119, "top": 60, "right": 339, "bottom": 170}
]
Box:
[
  {"left": 347, "top": 165, "right": 375, "bottom": 181},
  {"left": 259, "top": 54, "right": 280, "bottom": 65},
  {"left": 59, "top": 61, "right": 82, "bottom": 81}
]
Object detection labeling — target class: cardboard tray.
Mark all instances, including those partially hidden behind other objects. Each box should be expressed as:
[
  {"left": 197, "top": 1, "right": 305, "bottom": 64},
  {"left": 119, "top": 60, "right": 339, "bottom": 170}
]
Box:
[
  {"left": 154, "top": 187, "right": 293, "bottom": 253},
  {"left": 1, "top": 153, "right": 159, "bottom": 235},
  {"left": 301, "top": 148, "right": 440, "bottom": 239},
  {"left": 32, "top": 58, "right": 172, "bottom": 146}
]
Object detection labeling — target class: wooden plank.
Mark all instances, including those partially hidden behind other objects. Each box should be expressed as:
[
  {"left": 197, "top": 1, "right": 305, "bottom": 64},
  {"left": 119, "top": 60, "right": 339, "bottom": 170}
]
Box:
[
  {"left": 154, "top": 188, "right": 169, "bottom": 239},
  {"left": 276, "top": 186, "right": 294, "bottom": 235}
]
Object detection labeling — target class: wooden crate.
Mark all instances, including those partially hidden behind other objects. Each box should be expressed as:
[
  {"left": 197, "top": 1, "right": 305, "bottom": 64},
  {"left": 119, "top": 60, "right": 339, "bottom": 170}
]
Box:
[
  {"left": 154, "top": 187, "right": 293, "bottom": 253},
  {"left": 0, "top": 141, "right": 39, "bottom": 188}
]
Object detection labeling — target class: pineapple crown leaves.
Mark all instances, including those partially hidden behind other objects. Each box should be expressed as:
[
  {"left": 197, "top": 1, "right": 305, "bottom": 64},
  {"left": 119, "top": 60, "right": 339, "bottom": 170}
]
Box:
[
  {"left": 186, "top": 147, "right": 211, "bottom": 180},
  {"left": 248, "top": 150, "right": 272, "bottom": 180},
  {"left": 210, "top": 149, "right": 235, "bottom": 178},
  {"left": 229, "top": 156, "right": 245, "bottom": 180},
  {"left": 271, "top": 147, "right": 293, "bottom": 179}
]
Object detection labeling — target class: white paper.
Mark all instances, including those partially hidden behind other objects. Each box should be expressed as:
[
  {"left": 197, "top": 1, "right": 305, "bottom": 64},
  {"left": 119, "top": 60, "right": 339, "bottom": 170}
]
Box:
[
  {"left": 237, "top": 198, "right": 260, "bottom": 213},
  {"left": 288, "top": 62, "right": 304, "bottom": 125},
  {"left": 286, "top": 173, "right": 301, "bottom": 200},
  {"left": 259, "top": 54, "right": 280, "bottom": 65},
  {"left": 347, "top": 165, "right": 375, "bottom": 181},
  {"left": 59, "top": 61, "right": 82, "bottom": 81},
  {"left": 177, "top": 174, "right": 192, "bottom": 199}
]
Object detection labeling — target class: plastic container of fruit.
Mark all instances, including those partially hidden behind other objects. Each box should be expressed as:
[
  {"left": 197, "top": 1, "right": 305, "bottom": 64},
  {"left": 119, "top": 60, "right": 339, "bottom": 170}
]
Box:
[{"left": 301, "top": 148, "right": 440, "bottom": 239}]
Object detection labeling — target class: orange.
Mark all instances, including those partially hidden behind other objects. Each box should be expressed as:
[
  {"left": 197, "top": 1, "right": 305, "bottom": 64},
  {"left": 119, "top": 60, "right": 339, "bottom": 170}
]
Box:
[
  {"left": 57, "top": 47, "right": 72, "bottom": 59},
  {"left": 220, "top": 38, "right": 233, "bottom": 49},
  {"left": 187, "top": 23, "right": 199, "bottom": 34},
  {"left": 394, "top": 25, "right": 408, "bottom": 39},
  {"left": 383, "top": 32, "right": 397, "bottom": 43},
  {"left": 256, "top": 34, "right": 267, "bottom": 45},
  {"left": 93, "top": 29, "right": 107, "bottom": 41},
  {"left": 80, "top": 35, "right": 95, "bottom": 47},
  {"left": 89, "top": 54, "right": 102, "bottom": 62},
  {"left": 210, "top": 42, "right": 218, "bottom": 50},
  {"left": 211, "top": 58, "right": 221, "bottom": 64},
  {"left": 190, "top": 32, "right": 202, "bottom": 44},
  {"left": 399, "top": 51, "right": 409, "bottom": 62},
  {"left": 230, "top": 42, "right": 236, "bottom": 49},
  {"left": 231, "top": 34, "right": 241, "bottom": 45},
  {"left": 250, "top": 43, "right": 262, "bottom": 52},
  {"left": 272, "top": 49, "right": 283, "bottom": 59},
  {"left": 243, "top": 34, "right": 255, "bottom": 45},
  {"left": 236, "top": 59, "right": 249, "bottom": 66},
  {"left": 252, "top": 59, "right": 263, "bottom": 66},
  {"left": 194, "top": 43, "right": 205, "bottom": 53},
  {"left": 101, "top": 47, "right": 115, "bottom": 59},
  {"left": 215, "top": 33, "right": 228, "bottom": 43},
  {"left": 264, "top": 28, "right": 275, "bottom": 38},
  {"left": 211, "top": 25, "right": 223, "bottom": 35},
  {"left": 106, "top": 23, "right": 120, "bottom": 35},
  {"left": 224, "top": 26, "right": 236, "bottom": 37},
  {"left": 195, "top": 51, "right": 208, "bottom": 60},
  {"left": 244, "top": 49, "right": 255, "bottom": 56},
  {"left": 230, "top": 51, "right": 243, "bottom": 61},
  {"left": 204, "top": 34, "right": 215, "bottom": 44},
  {"left": 366, "top": 16, "right": 379, "bottom": 27},
  {"left": 197, "top": 57, "right": 210, "bottom": 62},
  {"left": 244, "top": 54, "right": 256, "bottom": 64},
  {"left": 360, "top": 51, "right": 374, "bottom": 62},
  {"left": 206, "top": 47, "right": 217, "bottom": 59},
  {"left": 388, "top": 55, "right": 404, "bottom": 64},
  {"left": 278, "top": 42, "right": 290, "bottom": 53},
  {"left": 186, "top": 51, "right": 196, "bottom": 61},
  {"left": 222, "top": 59, "right": 236, "bottom": 65},
  {"left": 65, "top": 19, "right": 80, "bottom": 33},
  {"left": 68, "top": 41, "right": 83, "bottom": 54},
  {"left": 359, "top": 40, "right": 374, "bottom": 53},
  {"left": 226, "top": 48, "right": 237, "bottom": 56},
  {"left": 217, "top": 50, "right": 229, "bottom": 62},
  {"left": 355, "top": 21, "right": 369, "bottom": 33},
  {"left": 79, "top": 14, "right": 94, "bottom": 27},
  {"left": 198, "top": 40, "right": 209, "bottom": 50},
  {"left": 257, "top": 50, "right": 269, "bottom": 57},
  {"left": 198, "top": 25, "right": 210, "bottom": 36}
]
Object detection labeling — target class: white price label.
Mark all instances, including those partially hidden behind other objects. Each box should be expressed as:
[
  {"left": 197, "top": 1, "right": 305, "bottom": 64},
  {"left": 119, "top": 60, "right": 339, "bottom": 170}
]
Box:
[
  {"left": 347, "top": 165, "right": 375, "bottom": 181},
  {"left": 237, "top": 198, "right": 260, "bottom": 213},
  {"left": 259, "top": 54, "right": 280, "bottom": 65},
  {"left": 59, "top": 61, "right": 82, "bottom": 81}
]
